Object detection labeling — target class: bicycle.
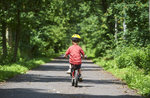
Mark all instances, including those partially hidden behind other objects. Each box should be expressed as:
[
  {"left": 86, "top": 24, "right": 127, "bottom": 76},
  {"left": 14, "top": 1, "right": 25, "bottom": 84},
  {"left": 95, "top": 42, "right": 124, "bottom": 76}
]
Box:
[{"left": 70, "top": 65, "right": 82, "bottom": 87}]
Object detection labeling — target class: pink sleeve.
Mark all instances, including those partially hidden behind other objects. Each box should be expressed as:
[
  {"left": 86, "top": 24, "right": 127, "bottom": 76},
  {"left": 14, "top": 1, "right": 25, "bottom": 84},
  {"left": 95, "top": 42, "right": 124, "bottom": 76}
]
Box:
[
  {"left": 80, "top": 48, "right": 85, "bottom": 55},
  {"left": 65, "top": 47, "right": 70, "bottom": 55}
]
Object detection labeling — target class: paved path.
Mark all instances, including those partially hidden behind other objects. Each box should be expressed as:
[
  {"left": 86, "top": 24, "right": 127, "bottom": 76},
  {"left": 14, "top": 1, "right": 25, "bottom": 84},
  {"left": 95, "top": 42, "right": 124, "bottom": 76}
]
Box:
[{"left": 0, "top": 57, "right": 142, "bottom": 98}]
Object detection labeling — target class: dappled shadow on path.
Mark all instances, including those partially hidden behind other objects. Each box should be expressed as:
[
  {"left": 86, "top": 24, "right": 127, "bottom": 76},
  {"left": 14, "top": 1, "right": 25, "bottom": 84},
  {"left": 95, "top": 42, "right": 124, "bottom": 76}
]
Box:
[
  {"left": 51, "top": 56, "right": 95, "bottom": 64},
  {"left": 33, "top": 65, "right": 69, "bottom": 71},
  {"left": 32, "top": 65, "right": 102, "bottom": 71},
  {"left": 0, "top": 57, "right": 143, "bottom": 98},
  {"left": 6, "top": 57, "right": 125, "bottom": 86},
  {"left": 9, "top": 74, "right": 70, "bottom": 83},
  {"left": 8, "top": 73, "right": 126, "bottom": 86},
  {"left": 33, "top": 57, "right": 101, "bottom": 71},
  {"left": 0, "top": 88, "right": 143, "bottom": 98}
]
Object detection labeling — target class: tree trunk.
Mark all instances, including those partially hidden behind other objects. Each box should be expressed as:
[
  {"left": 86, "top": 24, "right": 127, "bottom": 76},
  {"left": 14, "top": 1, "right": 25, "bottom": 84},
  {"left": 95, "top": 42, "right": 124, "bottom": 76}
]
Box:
[
  {"left": 1, "top": 21, "right": 7, "bottom": 58},
  {"left": 123, "top": 6, "right": 127, "bottom": 40},
  {"left": 149, "top": 0, "right": 150, "bottom": 32},
  {"left": 101, "top": 0, "right": 108, "bottom": 13},
  {"left": 115, "top": 17, "right": 118, "bottom": 44},
  {"left": 8, "top": 27, "right": 13, "bottom": 48},
  {"left": 12, "top": 9, "right": 20, "bottom": 62}
]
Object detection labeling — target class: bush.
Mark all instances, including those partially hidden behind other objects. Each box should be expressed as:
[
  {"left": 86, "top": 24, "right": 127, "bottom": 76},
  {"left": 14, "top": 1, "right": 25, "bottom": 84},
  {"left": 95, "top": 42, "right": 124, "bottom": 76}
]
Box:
[
  {"left": 90, "top": 45, "right": 150, "bottom": 96},
  {"left": 114, "top": 46, "right": 150, "bottom": 71},
  {"left": 0, "top": 57, "right": 53, "bottom": 82},
  {"left": 115, "top": 53, "right": 132, "bottom": 68},
  {"left": 95, "top": 42, "right": 108, "bottom": 57}
]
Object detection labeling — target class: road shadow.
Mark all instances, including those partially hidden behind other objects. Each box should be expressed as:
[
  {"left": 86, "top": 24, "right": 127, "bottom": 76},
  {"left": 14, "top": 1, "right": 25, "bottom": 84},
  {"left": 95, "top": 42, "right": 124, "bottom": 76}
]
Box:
[
  {"left": 83, "top": 79, "right": 126, "bottom": 85},
  {"left": 32, "top": 65, "right": 102, "bottom": 72},
  {"left": 0, "top": 88, "right": 143, "bottom": 98},
  {"left": 0, "top": 57, "right": 143, "bottom": 98},
  {"left": 82, "top": 65, "right": 103, "bottom": 71},
  {"left": 77, "top": 85, "right": 94, "bottom": 88},
  {"left": 8, "top": 73, "right": 126, "bottom": 86},
  {"left": 33, "top": 57, "right": 101, "bottom": 72},
  {"left": 5, "top": 57, "right": 125, "bottom": 86},
  {"left": 52, "top": 56, "right": 94, "bottom": 64},
  {"left": 33, "top": 65, "right": 69, "bottom": 71}
]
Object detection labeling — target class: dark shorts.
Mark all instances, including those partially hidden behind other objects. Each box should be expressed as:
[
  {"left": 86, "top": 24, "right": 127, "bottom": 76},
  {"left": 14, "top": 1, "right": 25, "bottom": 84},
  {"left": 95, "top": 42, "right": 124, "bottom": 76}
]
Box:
[{"left": 71, "top": 64, "right": 81, "bottom": 70}]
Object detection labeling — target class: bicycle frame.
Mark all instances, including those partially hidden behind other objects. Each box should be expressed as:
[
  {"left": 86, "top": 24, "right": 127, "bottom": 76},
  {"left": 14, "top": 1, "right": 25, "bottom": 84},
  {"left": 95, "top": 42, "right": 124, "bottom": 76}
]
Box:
[
  {"left": 71, "top": 69, "right": 78, "bottom": 77},
  {"left": 71, "top": 65, "right": 79, "bottom": 87}
]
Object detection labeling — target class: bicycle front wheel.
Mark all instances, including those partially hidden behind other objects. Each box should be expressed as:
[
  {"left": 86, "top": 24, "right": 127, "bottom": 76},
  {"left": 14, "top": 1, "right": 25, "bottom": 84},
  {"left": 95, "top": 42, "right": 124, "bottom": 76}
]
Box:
[{"left": 72, "top": 78, "right": 75, "bottom": 86}]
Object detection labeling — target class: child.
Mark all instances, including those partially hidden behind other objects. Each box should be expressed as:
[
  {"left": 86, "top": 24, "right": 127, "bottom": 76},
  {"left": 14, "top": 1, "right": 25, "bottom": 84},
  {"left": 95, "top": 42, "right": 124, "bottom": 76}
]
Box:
[{"left": 64, "top": 34, "right": 85, "bottom": 78}]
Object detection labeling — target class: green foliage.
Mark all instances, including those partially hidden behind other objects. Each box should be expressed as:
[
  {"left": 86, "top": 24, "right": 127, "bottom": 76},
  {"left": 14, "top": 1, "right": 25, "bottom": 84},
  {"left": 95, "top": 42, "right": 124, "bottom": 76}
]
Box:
[
  {"left": 108, "top": 0, "right": 149, "bottom": 46},
  {"left": 114, "top": 46, "right": 150, "bottom": 72},
  {"left": 0, "top": 0, "right": 149, "bottom": 96},
  {"left": 108, "top": 66, "right": 150, "bottom": 97},
  {"left": 91, "top": 45, "right": 150, "bottom": 96},
  {"left": 0, "top": 57, "right": 52, "bottom": 82},
  {"left": 0, "top": 0, "right": 148, "bottom": 63},
  {"left": 0, "top": 0, "right": 71, "bottom": 63}
]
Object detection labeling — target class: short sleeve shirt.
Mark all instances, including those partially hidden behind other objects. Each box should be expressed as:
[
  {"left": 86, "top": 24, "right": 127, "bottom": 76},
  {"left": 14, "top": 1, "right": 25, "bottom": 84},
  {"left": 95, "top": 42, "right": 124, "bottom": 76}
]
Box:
[{"left": 65, "top": 45, "right": 84, "bottom": 65}]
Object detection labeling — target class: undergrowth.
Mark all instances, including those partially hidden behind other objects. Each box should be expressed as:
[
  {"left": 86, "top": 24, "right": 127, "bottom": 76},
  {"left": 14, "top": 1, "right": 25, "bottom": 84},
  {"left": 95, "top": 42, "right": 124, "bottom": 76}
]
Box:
[
  {"left": 85, "top": 45, "right": 150, "bottom": 97},
  {"left": 0, "top": 53, "right": 60, "bottom": 82}
]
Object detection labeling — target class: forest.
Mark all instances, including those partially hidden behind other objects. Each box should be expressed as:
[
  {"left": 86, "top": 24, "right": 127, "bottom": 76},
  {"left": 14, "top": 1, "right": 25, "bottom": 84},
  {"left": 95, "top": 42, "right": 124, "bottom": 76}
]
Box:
[{"left": 0, "top": 0, "right": 149, "bottom": 97}]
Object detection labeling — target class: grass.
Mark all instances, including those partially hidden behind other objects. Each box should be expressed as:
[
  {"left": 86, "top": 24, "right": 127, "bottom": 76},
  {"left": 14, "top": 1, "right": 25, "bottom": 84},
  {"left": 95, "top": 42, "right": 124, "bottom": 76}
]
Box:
[
  {"left": 85, "top": 46, "right": 150, "bottom": 97},
  {"left": 0, "top": 54, "right": 60, "bottom": 82},
  {"left": 93, "top": 57, "right": 150, "bottom": 97}
]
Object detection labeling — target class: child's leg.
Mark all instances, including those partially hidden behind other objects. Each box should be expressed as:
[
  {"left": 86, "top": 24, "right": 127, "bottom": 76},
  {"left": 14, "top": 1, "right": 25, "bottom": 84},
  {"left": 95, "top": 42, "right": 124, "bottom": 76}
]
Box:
[
  {"left": 77, "top": 64, "right": 81, "bottom": 75},
  {"left": 78, "top": 68, "right": 82, "bottom": 81},
  {"left": 66, "top": 64, "right": 71, "bottom": 74},
  {"left": 78, "top": 68, "right": 81, "bottom": 75}
]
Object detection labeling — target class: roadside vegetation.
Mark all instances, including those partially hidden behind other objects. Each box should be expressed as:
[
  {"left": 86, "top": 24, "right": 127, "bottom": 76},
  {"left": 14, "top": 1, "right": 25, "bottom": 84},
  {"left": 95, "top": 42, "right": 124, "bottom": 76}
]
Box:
[
  {"left": 0, "top": 0, "right": 149, "bottom": 97},
  {"left": 0, "top": 57, "right": 49, "bottom": 82},
  {"left": 79, "top": 0, "right": 149, "bottom": 97},
  {"left": 0, "top": 54, "right": 60, "bottom": 82},
  {"left": 84, "top": 45, "right": 150, "bottom": 97}
]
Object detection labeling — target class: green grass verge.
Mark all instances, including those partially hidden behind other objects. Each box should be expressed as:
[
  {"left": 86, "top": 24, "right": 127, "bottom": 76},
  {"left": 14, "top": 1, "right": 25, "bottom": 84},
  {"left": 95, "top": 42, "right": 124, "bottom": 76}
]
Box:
[
  {"left": 93, "top": 58, "right": 150, "bottom": 97},
  {"left": 0, "top": 54, "right": 60, "bottom": 82}
]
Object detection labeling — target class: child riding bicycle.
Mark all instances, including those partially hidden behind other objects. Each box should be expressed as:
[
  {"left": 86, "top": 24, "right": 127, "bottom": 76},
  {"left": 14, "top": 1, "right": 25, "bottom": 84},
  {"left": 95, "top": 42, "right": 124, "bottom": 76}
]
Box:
[{"left": 64, "top": 34, "right": 85, "bottom": 79}]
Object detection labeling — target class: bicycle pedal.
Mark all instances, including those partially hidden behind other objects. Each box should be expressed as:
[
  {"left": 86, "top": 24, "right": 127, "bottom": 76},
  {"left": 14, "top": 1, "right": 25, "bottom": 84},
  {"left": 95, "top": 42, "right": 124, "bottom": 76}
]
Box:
[{"left": 79, "top": 78, "right": 83, "bottom": 82}]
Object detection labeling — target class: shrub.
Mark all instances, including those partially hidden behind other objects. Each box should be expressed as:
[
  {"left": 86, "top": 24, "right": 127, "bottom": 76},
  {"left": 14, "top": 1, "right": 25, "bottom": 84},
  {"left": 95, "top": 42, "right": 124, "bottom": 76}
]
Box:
[
  {"left": 114, "top": 46, "right": 150, "bottom": 71},
  {"left": 115, "top": 54, "right": 132, "bottom": 68}
]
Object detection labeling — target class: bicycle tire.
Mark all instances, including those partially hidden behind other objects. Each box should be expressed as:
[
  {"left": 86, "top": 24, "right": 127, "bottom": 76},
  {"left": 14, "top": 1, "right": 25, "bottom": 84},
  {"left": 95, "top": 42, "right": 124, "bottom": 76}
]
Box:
[
  {"left": 72, "top": 78, "right": 75, "bottom": 86},
  {"left": 74, "top": 70, "right": 78, "bottom": 87}
]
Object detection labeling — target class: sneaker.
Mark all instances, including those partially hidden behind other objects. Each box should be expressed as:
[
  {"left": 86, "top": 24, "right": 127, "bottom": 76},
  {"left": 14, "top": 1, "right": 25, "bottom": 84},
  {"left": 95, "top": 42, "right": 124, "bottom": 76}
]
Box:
[
  {"left": 78, "top": 74, "right": 83, "bottom": 82},
  {"left": 66, "top": 68, "right": 71, "bottom": 74}
]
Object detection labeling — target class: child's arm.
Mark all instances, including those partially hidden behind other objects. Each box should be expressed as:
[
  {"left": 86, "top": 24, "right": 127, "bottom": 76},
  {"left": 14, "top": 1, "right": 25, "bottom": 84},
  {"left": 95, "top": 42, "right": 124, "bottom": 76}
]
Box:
[
  {"left": 64, "top": 48, "right": 70, "bottom": 58},
  {"left": 82, "top": 54, "right": 85, "bottom": 59},
  {"left": 80, "top": 48, "right": 85, "bottom": 59},
  {"left": 64, "top": 54, "right": 68, "bottom": 58}
]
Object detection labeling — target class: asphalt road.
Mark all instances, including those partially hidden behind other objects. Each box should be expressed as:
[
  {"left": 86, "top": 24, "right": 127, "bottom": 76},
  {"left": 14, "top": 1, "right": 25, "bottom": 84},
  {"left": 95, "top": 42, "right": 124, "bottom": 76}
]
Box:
[{"left": 0, "top": 56, "right": 142, "bottom": 98}]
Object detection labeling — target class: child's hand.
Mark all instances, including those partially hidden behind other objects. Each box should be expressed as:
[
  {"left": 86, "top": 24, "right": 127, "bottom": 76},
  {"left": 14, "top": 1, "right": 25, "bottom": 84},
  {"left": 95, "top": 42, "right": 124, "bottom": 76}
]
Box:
[
  {"left": 84, "top": 55, "right": 87, "bottom": 59},
  {"left": 64, "top": 54, "right": 68, "bottom": 58},
  {"left": 82, "top": 55, "right": 87, "bottom": 59}
]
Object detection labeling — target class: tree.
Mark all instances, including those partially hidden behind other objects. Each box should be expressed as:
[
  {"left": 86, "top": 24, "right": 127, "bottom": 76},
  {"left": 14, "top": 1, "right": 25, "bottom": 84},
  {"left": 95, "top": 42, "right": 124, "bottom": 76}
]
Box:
[
  {"left": 0, "top": 0, "right": 9, "bottom": 59},
  {"left": 1, "top": 21, "right": 7, "bottom": 58},
  {"left": 149, "top": 0, "right": 150, "bottom": 32}
]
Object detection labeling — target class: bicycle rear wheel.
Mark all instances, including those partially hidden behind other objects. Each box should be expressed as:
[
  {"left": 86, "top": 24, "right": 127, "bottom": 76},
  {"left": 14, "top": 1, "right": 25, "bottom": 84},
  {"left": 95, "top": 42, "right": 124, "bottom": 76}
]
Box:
[
  {"left": 71, "top": 68, "right": 74, "bottom": 86},
  {"left": 74, "top": 70, "right": 78, "bottom": 87},
  {"left": 72, "top": 78, "right": 75, "bottom": 86}
]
